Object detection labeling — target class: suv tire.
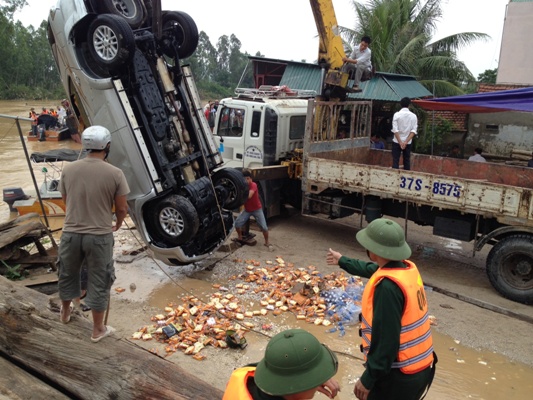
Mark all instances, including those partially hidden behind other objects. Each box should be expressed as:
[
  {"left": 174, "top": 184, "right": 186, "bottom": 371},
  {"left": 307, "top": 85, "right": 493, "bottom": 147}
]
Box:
[
  {"left": 212, "top": 168, "right": 248, "bottom": 210},
  {"left": 87, "top": 14, "right": 135, "bottom": 73},
  {"left": 161, "top": 11, "right": 199, "bottom": 59},
  {"left": 98, "top": 0, "right": 145, "bottom": 28},
  {"left": 148, "top": 195, "right": 200, "bottom": 246}
]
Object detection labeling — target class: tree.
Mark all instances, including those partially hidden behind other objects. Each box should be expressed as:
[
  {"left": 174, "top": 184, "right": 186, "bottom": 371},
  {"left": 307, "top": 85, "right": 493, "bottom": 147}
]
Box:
[
  {"left": 477, "top": 68, "right": 497, "bottom": 84},
  {"left": 187, "top": 31, "right": 218, "bottom": 82},
  {"left": 0, "top": 1, "right": 253, "bottom": 101},
  {"left": 0, "top": 0, "right": 27, "bottom": 20},
  {"left": 342, "top": 0, "right": 489, "bottom": 97}
]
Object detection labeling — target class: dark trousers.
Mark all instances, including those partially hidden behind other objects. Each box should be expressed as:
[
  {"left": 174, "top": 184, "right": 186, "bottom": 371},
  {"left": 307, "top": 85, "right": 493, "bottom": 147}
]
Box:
[
  {"left": 392, "top": 142, "right": 412, "bottom": 170},
  {"left": 369, "top": 365, "right": 433, "bottom": 400}
]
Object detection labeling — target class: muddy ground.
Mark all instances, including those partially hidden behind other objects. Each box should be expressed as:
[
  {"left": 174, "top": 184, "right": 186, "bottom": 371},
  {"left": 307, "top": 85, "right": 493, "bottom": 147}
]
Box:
[{"left": 44, "top": 210, "right": 533, "bottom": 400}]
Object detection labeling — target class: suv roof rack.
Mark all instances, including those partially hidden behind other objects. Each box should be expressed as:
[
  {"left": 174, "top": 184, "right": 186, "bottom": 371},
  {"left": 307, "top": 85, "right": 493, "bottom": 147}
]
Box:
[{"left": 234, "top": 85, "right": 317, "bottom": 100}]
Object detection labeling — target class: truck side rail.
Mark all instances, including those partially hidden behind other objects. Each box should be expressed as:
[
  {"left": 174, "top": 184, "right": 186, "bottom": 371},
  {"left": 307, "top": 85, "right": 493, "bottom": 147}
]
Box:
[{"left": 304, "top": 158, "right": 533, "bottom": 226}]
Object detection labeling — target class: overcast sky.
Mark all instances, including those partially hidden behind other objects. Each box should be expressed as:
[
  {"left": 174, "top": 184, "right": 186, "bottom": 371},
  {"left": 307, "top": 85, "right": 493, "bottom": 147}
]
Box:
[{"left": 15, "top": 0, "right": 509, "bottom": 78}]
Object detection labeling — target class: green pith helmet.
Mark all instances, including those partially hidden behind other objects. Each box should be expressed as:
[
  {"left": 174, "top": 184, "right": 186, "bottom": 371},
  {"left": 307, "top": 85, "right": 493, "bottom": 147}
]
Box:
[
  {"left": 356, "top": 218, "right": 411, "bottom": 261},
  {"left": 254, "top": 329, "right": 338, "bottom": 396}
]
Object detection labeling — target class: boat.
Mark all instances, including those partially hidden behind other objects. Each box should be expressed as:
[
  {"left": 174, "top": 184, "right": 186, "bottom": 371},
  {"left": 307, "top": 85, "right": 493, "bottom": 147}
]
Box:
[
  {"left": 27, "top": 114, "right": 72, "bottom": 142},
  {"left": 2, "top": 149, "right": 85, "bottom": 217}
]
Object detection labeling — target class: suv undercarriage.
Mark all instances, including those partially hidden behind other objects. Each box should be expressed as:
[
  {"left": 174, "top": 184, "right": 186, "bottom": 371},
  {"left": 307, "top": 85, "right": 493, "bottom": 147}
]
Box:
[{"left": 48, "top": 0, "right": 247, "bottom": 265}]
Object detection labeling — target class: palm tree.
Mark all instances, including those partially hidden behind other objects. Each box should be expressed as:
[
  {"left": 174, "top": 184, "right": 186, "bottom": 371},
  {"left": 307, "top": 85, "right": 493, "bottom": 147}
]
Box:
[{"left": 341, "top": 0, "right": 489, "bottom": 96}]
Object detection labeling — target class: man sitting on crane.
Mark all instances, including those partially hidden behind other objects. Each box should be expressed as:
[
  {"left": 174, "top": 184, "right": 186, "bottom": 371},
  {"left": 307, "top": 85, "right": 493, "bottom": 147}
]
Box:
[{"left": 342, "top": 36, "right": 372, "bottom": 92}]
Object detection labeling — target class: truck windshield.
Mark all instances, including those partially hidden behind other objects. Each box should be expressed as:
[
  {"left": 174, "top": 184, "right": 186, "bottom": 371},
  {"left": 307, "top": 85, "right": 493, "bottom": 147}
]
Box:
[{"left": 218, "top": 107, "right": 245, "bottom": 137}]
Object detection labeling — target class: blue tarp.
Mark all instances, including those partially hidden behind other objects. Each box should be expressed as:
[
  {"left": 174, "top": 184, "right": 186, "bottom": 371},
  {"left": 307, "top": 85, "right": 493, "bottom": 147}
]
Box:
[{"left": 414, "top": 87, "right": 533, "bottom": 113}]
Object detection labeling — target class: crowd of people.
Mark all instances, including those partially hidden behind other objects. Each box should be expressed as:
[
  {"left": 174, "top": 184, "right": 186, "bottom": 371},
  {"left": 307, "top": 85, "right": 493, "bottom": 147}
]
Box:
[{"left": 28, "top": 99, "right": 82, "bottom": 143}]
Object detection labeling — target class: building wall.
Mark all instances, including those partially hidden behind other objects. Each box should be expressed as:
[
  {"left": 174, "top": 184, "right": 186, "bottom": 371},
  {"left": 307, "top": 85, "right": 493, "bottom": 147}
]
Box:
[
  {"left": 497, "top": 1, "right": 533, "bottom": 85},
  {"left": 467, "top": 112, "right": 533, "bottom": 156}
]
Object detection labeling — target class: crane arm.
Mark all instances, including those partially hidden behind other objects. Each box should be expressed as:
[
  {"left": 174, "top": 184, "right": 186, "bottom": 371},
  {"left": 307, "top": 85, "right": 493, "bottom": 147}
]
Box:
[{"left": 309, "top": 0, "right": 346, "bottom": 70}]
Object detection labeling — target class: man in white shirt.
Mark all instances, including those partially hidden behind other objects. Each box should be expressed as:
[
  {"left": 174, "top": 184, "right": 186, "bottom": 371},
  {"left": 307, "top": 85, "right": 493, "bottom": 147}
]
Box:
[
  {"left": 392, "top": 97, "right": 417, "bottom": 170},
  {"left": 468, "top": 148, "right": 487, "bottom": 162},
  {"left": 342, "top": 36, "right": 372, "bottom": 92}
]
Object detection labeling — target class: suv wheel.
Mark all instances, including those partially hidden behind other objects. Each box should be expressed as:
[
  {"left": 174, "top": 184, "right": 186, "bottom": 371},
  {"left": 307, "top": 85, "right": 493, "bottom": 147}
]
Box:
[
  {"left": 148, "top": 195, "right": 200, "bottom": 246},
  {"left": 98, "top": 0, "right": 145, "bottom": 28},
  {"left": 212, "top": 168, "right": 248, "bottom": 210},
  {"left": 161, "top": 11, "right": 199, "bottom": 59},
  {"left": 88, "top": 14, "right": 135, "bottom": 73}
]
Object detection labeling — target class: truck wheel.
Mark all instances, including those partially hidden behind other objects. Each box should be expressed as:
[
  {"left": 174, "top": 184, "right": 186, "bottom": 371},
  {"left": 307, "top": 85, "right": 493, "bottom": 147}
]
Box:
[
  {"left": 486, "top": 234, "right": 533, "bottom": 304},
  {"left": 212, "top": 168, "right": 248, "bottom": 210},
  {"left": 148, "top": 195, "right": 199, "bottom": 246},
  {"left": 98, "top": 0, "right": 145, "bottom": 28},
  {"left": 87, "top": 14, "right": 135, "bottom": 72},
  {"left": 161, "top": 11, "right": 199, "bottom": 59}
]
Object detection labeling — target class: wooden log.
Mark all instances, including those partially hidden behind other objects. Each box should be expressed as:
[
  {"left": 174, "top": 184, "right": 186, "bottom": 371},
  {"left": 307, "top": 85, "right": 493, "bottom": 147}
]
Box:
[
  {"left": 511, "top": 148, "right": 533, "bottom": 157},
  {"left": 0, "top": 276, "right": 224, "bottom": 399},
  {"left": 0, "top": 356, "right": 70, "bottom": 399},
  {"left": 0, "top": 221, "right": 44, "bottom": 250},
  {"left": 510, "top": 154, "right": 530, "bottom": 161},
  {"left": 0, "top": 212, "right": 40, "bottom": 232}
]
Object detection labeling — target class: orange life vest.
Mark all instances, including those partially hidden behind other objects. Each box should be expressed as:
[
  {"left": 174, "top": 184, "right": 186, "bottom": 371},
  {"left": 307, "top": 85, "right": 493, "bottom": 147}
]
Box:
[
  {"left": 222, "top": 367, "right": 255, "bottom": 400},
  {"left": 360, "top": 260, "right": 434, "bottom": 374},
  {"left": 29, "top": 111, "right": 38, "bottom": 124}
]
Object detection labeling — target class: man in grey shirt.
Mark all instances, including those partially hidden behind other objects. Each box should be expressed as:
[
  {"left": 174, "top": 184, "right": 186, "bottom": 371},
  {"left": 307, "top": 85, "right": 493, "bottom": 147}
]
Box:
[
  {"left": 342, "top": 36, "right": 372, "bottom": 92},
  {"left": 58, "top": 126, "right": 129, "bottom": 343}
]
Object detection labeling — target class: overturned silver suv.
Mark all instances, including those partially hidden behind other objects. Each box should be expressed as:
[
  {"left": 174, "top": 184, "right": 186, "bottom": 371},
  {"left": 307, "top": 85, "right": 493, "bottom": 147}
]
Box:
[{"left": 47, "top": 0, "right": 247, "bottom": 265}]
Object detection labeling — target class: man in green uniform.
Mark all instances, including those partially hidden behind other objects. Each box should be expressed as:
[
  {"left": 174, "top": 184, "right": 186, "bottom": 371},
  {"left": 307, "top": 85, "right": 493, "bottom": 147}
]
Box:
[
  {"left": 222, "top": 328, "right": 340, "bottom": 399},
  {"left": 327, "top": 218, "right": 436, "bottom": 400}
]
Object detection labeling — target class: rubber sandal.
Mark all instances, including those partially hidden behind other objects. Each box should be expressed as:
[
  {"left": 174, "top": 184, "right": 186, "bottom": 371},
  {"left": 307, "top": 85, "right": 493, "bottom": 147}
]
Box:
[
  {"left": 80, "top": 303, "right": 91, "bottom": 312},
  {"left": 264, "top": 244, "right": 274, "bottom": 252},
  {"left": 60, "top": 305, "right": 73, "bottom": 324},
  {"left": 91, "top": 326, "right": 116, "bottom": 343}
]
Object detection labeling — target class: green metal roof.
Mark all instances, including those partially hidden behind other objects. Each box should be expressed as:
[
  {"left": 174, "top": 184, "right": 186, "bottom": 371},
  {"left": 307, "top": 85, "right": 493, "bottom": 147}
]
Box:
[{"left": 279, "top": 63, "right": 432, "bottom": 101}]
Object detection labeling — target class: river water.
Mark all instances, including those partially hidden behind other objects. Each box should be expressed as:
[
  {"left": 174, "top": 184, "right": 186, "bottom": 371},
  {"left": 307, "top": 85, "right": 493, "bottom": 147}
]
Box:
[
  {"left": 1, "top": 100, "right": 532, "bottom": 399},
  {"left": 0, "top": 100, "right": 81, "bottom": 224}
]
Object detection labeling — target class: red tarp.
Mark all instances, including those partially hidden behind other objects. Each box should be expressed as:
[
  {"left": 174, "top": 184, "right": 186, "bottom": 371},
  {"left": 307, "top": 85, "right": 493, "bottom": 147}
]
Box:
[{"left": 414, "top": 87, "right": 533, "bottom": 113}]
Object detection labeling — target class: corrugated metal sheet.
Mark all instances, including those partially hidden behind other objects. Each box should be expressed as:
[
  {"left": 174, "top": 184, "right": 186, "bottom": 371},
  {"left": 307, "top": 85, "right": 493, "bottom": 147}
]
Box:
[
  {"left": 349, "top": 73, "right": 433, "bottom": 101},
  {"left": 280, "top": 64, "right": 432, "bottom": 101},
  {"left": 279, "top": 64, "right": 322, "bottom": 93}
]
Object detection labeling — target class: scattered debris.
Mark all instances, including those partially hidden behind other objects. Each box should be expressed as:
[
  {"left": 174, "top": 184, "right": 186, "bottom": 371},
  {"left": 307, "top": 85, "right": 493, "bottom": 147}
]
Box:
[{"left": 131, "top": 256, "right": 364, "bottom": 360}]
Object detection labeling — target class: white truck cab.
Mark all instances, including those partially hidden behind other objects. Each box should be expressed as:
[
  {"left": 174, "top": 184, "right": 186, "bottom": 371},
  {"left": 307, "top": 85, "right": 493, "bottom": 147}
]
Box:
[
  {"left": 213, "top": 87, "right": 314, "bottom": 217},
  {"left": 214, "top": 87, "right": 313, "bottom": 169}
]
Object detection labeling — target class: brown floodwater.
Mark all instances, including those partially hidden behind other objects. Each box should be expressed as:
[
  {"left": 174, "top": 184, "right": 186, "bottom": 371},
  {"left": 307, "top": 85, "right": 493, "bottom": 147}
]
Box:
[
  {"left": 2, "top": 100, "right": 532, "bottom": 399},
  {"left": 0, "top": 100, "right": 82, "bottom": 225}
]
